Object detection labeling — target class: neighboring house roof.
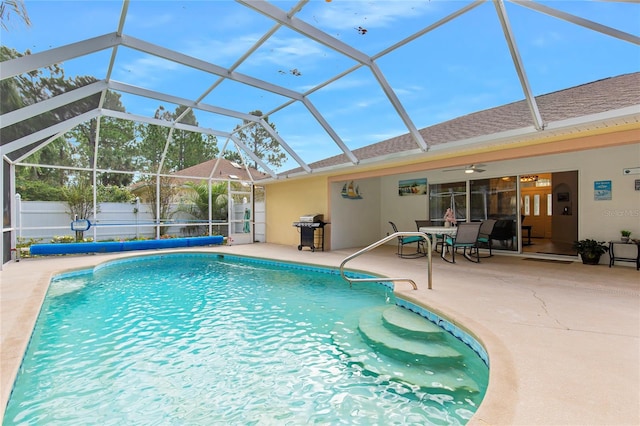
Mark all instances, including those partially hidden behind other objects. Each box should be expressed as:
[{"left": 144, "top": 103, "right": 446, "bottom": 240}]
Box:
[
  {"left": 172, "top": 158, "right": 269, "bottom": 183},
  {"left": 128, "top": 158, "right": 267, "bottom": 198},
  {"left": 279, "top": 72, "right": 640, "bottom": 177}
]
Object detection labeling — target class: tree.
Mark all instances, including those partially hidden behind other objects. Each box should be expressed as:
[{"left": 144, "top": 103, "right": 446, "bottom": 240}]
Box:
[
  {"left": 65, "top": 83, "right": 137, "bottom": 187},
  {"left": 169, "top": 106, "right": 219, "bottom": 171},
  {"left": 0, "top": 47, "right": 69, "bottom": 141},
  {"left": 221, "top": 150, "right": 243, "bottom": 164},
  {"left": 63, "top": 182, "right": 93, "bottom": 220},
  {"left": 97, "top": 185, "right": 135, "bottom": 203},
  {"left": 0, "top": 0, "right": 30, "bottom": 30},
  {"left": 2, "top": 47, "right": 89, "bottom": 191},
  {"left": 137, "top": 105, "right": 218, "bottom": 174},
  {"left": 61, "top": 175, "right": 100, "bottom": 242},
  {"left": 15, "top": 179, "right": 65, "bottom": 201},
  {"left": 136, "top": 176, "right": 178, "bottom": 236},
  {"left": 15, "top": 138, "right": 74, "bottom": 190},
  {"left": 0, "top": 48, "right": 23, "bottom": 115},
  {"left": 136, "top": 121, "right": 169, "bottom": 175},
  {"left": 180, "top": 182, "right": 228, "bottom": 221},
  {"left": 177, "top": 182, "right": 228, "bottom": 236},
  {"left": 234, "top": 110, "right": 286, "bottom": 170}
]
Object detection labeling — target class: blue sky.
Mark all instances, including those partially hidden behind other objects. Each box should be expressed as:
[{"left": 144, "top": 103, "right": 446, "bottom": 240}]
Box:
[{"left": 2, "top": 0, "right": 639, "bottom": 172}]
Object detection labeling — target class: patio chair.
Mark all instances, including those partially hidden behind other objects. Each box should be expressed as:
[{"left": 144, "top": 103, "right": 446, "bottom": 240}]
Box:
[
  {"left": 491, "top": 219, "right": 515, "bottom": 248},
  {"left": 415, "top": 219, "right": 443, "bottom": 253},
  {"left": 389, "top": 221, "right": 425, "bottom": 258},
  {"left": 476, "top": 219, "right": 497, "bottom": 257},
  {"left": 415, "top": 220, "right": 432, "bottom": 229},
  {"left": 441, "top": 222, "right": 482, "bottom": 263}
]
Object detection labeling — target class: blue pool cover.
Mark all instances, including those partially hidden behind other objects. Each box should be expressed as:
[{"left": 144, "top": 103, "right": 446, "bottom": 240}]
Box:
[{"left": 30, "top": 236, "right": 224, "bottom": 255}]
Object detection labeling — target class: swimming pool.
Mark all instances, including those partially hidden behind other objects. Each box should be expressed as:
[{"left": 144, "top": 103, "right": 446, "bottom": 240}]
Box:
[{"left": 4, "top": 253, "right": 488, "bottom": 424}]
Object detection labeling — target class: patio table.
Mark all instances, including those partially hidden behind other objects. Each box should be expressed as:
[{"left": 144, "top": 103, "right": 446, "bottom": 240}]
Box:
[{"left": 419, "top": 226, "right": 458, "bottom": 251}]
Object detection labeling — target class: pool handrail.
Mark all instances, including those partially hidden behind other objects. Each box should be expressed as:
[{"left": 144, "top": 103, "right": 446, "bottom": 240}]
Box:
[{"left": 339, "top": 232, "right": 432, "bottom": 290}]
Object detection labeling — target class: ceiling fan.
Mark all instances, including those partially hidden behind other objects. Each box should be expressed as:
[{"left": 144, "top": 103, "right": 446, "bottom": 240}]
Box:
[{"left": 442, "top": 164, "right": 486, "bottom": 173}]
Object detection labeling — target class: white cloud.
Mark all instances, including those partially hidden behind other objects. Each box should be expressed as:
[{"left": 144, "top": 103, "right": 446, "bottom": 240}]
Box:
[
  {"left": 115, "top": 55, "right": 180, "bottom": 87},
  {"left": 394, "top": 84, "right": 424, "bottom": 96},
  {"left": 531, "top": 31, "right": 564, "bottom": 48},
  {"left": 249, "top": 35, "right": 329, "bottom": 66},
  {"left": 184, "top": 34, "right": 261, "bottom": 64},
  {"left": 317, "top": 75, "right": 370, "bottom": 91}
]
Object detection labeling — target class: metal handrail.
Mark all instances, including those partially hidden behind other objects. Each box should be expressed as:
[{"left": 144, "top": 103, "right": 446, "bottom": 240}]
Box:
[{"left": 339, "top": 232, "right": 432, "bottom": 290}]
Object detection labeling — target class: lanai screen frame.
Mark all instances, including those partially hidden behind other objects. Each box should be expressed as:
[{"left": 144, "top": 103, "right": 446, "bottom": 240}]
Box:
[{"left": 1, "top": 0, "right": 638, "bottom": 264}]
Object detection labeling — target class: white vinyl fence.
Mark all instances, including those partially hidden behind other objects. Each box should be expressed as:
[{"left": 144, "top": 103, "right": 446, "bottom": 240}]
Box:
[{"left": 14, "top": 198, "right": 265, "bottom": 244}]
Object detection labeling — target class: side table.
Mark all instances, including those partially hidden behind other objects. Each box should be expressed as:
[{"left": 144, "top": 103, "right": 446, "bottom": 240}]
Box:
[{"left": 608, "top": 240, "right": 640, "bottom": 270}]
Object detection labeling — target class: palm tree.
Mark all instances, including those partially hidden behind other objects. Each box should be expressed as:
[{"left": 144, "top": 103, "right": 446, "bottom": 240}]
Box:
[
  {"left": 1, "top": 0, "right": 31, "bottom": 30},
  {"left": 179, "top": 182, "right": 228, "bottom": 235}
]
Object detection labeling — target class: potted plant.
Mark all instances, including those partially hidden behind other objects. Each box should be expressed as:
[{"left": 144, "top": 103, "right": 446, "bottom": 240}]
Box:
[
  {"left": 573, "top": 239, "right": 609, "bottom": 265},
  {"left": 620, "top": 230, "right": 632, "bottom": 243}
]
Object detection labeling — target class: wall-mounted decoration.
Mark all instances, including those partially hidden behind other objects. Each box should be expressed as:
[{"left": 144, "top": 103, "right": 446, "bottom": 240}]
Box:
[
  {"left": 341, "top": 181, "right": 362, "bottom": 199},
  {"left": 557, "top": 192, "right": 570, "bottom": 202},
  {"left": 398, "top": 178, "right": 427, "bottom": 196},
  {"left": 594, "top": 180, "right": 612, "bottom": 201},
  {"left": 635, "top": 179, "right": 640, "bottom": 191}
]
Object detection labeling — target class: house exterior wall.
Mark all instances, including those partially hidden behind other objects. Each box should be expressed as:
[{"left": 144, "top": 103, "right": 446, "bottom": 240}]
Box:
[
  {"left": 264, "top": 176, "right": 329, "bottom": 247},
  {"left": 330, "top": 177, "right": 381, "bottom": 250},
  {"left": 263, "top": 137, "right": 640, "bottom": 254}
]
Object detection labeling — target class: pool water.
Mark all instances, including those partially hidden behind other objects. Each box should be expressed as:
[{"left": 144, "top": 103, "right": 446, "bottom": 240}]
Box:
[{"left": 4, "top": 253, "right": 488, "bottom": 425}]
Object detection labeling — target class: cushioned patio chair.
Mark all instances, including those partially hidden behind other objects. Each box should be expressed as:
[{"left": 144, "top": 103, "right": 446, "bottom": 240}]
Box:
[
  {"left": 491, "top": 219, "right": 515, "bottom": 249},
  {"left": 476, "top": 219, "right": 497, "bottom": 257},
  {"left": 389, "top": 221, "right": 425, "bottom": 258},
  {"left": 441, "top": 222, "right": 482, "bottom": 263}
]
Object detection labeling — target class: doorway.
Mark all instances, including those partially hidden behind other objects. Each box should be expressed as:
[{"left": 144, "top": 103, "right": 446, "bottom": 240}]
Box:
[{"left": 521, "top": 171, "right": 578, "bottom": 256}]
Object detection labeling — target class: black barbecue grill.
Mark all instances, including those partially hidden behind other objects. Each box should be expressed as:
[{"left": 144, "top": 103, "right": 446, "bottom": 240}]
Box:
[{"left": 293, "top": 214, "right": 327, "bottom": 252}]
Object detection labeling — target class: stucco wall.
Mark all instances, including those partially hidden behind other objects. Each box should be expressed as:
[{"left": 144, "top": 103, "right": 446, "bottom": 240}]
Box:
[
  {"left": 264, "top": 143, "right": 640, "bottom": 253},
  {"left": 330, "top": 178, "right": 381, "bottom": 250},
  {"left": 574, "top": 144, "right": 639, "bottom": 241},
  {"left": 264, "top": 176, "right": 329, "bottom": 248},
  {"left": 380, "top": 173, "right": 430, "bottom": 240}
]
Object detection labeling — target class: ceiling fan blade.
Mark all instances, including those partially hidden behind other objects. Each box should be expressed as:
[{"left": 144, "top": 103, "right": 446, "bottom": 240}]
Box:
[{"left": 442, "top": 164, "right": 487, "bottom": 172}]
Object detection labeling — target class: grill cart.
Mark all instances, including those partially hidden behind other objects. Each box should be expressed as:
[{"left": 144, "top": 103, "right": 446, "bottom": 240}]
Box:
[{"left": 293, "top": 214, "right": 327, "bottom": 252}]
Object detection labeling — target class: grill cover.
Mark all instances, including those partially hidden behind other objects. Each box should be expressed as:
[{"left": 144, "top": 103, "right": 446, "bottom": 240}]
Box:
[{"left": 299, "top": 214, "right": 323, "bottom": 223}]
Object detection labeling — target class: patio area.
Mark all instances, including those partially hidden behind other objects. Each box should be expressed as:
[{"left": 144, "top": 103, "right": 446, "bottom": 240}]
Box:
[{"left": 1, "top": 243, "right": 639, "bottom": 425}]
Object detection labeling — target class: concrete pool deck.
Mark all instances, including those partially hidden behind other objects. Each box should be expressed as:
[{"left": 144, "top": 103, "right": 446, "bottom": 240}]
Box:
[{"left": 1, "top": 243, "right": 638, "bottom": 425}]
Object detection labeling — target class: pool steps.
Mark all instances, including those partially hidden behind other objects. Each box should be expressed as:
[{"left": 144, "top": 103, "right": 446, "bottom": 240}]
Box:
[
  {"left": 332, "top": 305, "right": 481, "bottom": 394},
  {"left": 381, "top": 306, "right": 447, "bottom": 339},
  {"left": 358, "top": 308, "right": 463, "bottom": 365}
]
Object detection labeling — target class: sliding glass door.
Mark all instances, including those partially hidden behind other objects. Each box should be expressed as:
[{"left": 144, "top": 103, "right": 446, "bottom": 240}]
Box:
[
  {"left": 470, "top": 177, "right": 518, "bottom": 251},
  {"left": 429, "top": 181, "right": 466, "bottom": 224}
]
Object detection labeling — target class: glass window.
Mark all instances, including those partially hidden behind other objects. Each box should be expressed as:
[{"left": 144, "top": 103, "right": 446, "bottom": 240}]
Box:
[
  {"left": 470, "top": 177, "right": 518, "bottom": 251},
  {"left": 429, "top": 181, "right": 466, "bottom": 224}
]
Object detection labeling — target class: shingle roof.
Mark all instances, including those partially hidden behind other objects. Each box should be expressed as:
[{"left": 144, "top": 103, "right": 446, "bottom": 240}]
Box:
[
  {"left": 284, "top": 72, "right": 639, "bottom": 174},
  {"left": 173, "top": 158, "right": 269, "bottom": 182}
]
